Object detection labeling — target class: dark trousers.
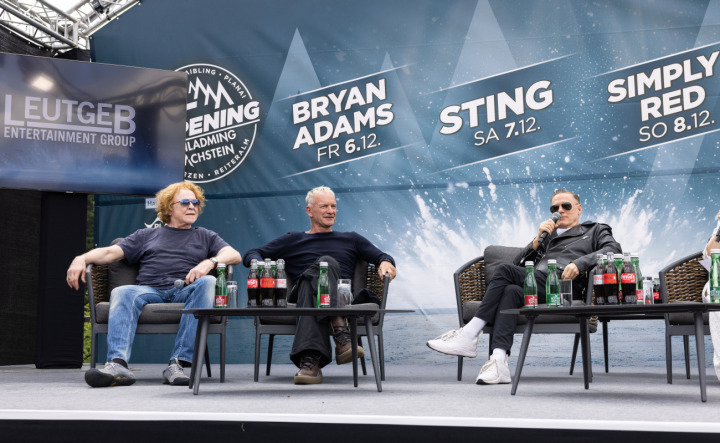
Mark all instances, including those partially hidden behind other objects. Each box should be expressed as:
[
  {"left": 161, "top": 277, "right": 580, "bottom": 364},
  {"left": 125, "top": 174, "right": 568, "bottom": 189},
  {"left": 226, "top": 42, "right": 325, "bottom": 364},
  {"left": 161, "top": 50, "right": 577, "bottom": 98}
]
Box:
[
  {"left": 289, "top": 256, "right": 340, "bottom": 368},
  {"left": 473, "top": 263, "right": 547, "bottom": 353}
]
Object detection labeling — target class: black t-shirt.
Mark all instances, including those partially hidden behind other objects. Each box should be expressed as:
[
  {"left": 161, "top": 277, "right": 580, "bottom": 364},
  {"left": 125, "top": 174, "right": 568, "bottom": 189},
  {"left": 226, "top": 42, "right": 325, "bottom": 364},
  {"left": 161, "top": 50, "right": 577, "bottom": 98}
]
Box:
[{"left": 117, "top": 226, "right": 229, "bottom": 288}]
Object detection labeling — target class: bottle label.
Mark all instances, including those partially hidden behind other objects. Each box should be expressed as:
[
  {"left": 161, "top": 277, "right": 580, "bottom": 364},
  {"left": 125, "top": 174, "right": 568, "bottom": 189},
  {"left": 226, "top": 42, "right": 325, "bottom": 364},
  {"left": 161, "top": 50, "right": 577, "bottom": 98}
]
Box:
[
  {"left": 593, "top": 274, "right": 604, "bottom": 285},
  {"left": 547, "top": 293, "right": 560, "bottom": 307},
  {"left": 636, "top": 289, "right": 644, "bottom": 304},
  {"left": 275, "top": 278, "right": 287, "bottom": 289},
  {"left": 247, "top": 279, "right": 259, "bottom": 289},
  {"left": 711, "top": 288, "right": 720, "bottom": 303},
  {"left": 603, "top": 273, "right": 617, "bottom": 284},
  {"left": 214, "top": 295, "right": 227, "bottom": 308},
  {"left": 524, "top": 294, "right": 538, "bottom": 308},
  {"left": 261, "top": 277, "right": 274, "bottom": 288},
  {"left": 621, "top": 273, "right": 636, "bottom": 284},
  {"left": 319, "top": 293, "right": 331, "bottom": 307}
]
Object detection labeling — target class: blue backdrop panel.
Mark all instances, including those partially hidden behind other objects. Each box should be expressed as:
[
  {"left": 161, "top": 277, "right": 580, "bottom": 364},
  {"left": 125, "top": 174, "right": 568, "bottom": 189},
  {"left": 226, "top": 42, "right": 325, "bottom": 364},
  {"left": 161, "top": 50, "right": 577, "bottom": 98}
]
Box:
[{"left": 89, "top": 0, "right": 719, "bottom": 363}]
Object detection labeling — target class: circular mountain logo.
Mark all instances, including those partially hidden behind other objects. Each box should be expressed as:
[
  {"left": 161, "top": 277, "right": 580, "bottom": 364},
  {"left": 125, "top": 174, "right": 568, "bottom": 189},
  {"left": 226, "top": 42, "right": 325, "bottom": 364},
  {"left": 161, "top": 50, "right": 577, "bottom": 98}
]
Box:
[{"left": 175, "top": 63, "right": 260, "bottom": 183}]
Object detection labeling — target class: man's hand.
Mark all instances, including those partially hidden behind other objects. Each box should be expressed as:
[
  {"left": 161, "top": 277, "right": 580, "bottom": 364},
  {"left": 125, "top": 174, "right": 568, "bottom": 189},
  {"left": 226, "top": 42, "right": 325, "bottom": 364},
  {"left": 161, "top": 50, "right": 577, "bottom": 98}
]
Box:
[
  {"left": 183, "top": 259, "right": 215, "bottom": 285},
  {"left": 66, "top": 256, "right": 87, "bottom": 290},
  {"left": 561, "top": 262, "right": 579, "bottom": 280},
  {"left": 378, "top": 261, "right": 397, "bottom": 281},
  {"left": 533, "top": 218, "right": 558, "bottom": 249},
  {"left": 537, "top": 219, "right": 557, "bottom": 240}
]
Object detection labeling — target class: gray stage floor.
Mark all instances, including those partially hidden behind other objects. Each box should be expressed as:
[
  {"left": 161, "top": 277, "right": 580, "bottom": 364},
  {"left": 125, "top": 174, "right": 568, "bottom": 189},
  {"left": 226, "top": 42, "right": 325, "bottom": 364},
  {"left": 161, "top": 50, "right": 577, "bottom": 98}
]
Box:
[{"left": 2, "top": 362, "right": 720, "bottom": 434}]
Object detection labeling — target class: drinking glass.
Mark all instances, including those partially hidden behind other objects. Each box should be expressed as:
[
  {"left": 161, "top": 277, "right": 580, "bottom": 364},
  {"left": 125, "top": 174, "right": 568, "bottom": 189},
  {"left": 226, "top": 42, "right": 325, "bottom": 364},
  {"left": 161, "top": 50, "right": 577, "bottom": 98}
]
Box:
[
  {"left": 337, "top": 279, "right": 352, "bottom": 308},
  {"left": 560, "top": 279, "right": 573, "bottom": 306},
  {"left": 226, "top": 281, "right": 238, "bottom": 308}
]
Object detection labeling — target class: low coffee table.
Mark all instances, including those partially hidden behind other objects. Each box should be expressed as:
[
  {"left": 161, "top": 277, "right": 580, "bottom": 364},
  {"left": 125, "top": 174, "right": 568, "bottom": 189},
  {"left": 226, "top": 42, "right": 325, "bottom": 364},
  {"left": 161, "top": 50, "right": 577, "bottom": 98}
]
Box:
[
  {"left": 502, "top": 303, "right": 720, "bottom": 402},
  {"left": 181, "top": 307, "right": 411, "bottom": 395}
]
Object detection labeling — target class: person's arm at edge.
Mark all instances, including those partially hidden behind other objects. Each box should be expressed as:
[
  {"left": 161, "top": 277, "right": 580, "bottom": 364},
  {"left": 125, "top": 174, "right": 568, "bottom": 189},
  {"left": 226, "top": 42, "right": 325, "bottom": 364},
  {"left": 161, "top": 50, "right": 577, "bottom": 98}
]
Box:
[{"left": 704, "top": 211, "right": 720, "bottom": 259}]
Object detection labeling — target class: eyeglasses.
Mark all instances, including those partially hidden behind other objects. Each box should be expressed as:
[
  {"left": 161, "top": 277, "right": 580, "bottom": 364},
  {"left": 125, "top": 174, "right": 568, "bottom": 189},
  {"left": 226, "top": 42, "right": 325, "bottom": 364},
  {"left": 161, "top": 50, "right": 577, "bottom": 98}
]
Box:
[
  {"left": 172, "top": 198, "right": 200, "bottom": 207},
  {"left": 550, "top": 202, "right": 573, "bottom": 213}
]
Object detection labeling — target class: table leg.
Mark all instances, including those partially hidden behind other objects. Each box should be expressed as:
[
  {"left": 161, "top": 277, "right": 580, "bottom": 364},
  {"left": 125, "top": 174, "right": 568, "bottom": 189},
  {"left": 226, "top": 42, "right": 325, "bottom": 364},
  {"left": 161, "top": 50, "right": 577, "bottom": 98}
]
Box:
[
  {"left": 189, "top": 314, "right": 202, "bottom": 390},
  {"left": 192, "top": 316, "right": 210, "bottom": 395},
  {"left": 602, "top": 319, "right": 609, "bottom": 373},
  {"left": 580, "top": 316, "right": 590, "bottom": 390},
  {"left": 694, "top": 311, "right": 707, "bottom": 402},
  {"left": 364, "top": 315, "right": 382, "bottom": 392},
  {"left": 511, "top": 316, "right": 535, "bottom": 396},
  {"left": 349, "top": 316, "right": 359, "bottom": 388}
]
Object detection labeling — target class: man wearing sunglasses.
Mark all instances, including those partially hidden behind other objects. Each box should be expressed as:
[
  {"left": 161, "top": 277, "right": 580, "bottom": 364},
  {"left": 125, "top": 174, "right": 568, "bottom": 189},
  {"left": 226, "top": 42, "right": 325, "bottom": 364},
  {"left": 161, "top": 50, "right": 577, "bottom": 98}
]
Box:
[
  {"left": 66, "top": 181, "right": 241, "bottom": 388},
  {"left": 428, "top": 189, "right": 621, "bottom": 385}
]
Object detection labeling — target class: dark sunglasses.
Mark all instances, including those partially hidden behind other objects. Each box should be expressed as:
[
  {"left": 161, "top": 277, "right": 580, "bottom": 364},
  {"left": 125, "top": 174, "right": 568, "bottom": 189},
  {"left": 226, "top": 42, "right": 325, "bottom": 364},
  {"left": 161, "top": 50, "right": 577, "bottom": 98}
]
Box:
[
  {"left": 172, "top": 198, "right": 200, "bottom": 207},
  {"left": 550, "top": 202, "right": 573, "bottom": 213}
]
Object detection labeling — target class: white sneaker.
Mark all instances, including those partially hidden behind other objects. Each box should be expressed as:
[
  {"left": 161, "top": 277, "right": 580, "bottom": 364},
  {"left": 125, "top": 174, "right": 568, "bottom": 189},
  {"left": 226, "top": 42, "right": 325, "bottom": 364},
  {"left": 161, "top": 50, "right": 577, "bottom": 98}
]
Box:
[
  {"left": 426, "top": 329, "right": 479, "bottom": 358},
  {"left": 475, "top": 358, "right": 511, "bottom": 385}
]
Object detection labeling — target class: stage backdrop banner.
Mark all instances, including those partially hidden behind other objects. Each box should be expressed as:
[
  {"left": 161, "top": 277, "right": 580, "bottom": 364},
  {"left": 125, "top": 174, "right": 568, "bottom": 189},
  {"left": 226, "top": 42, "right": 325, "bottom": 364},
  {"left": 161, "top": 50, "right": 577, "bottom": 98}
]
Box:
[
  {"left": 89, "top": 0, "right": 720, "bottom": 363},
  {"left": 0, "top": 52, "right": 186, "bottom": 195}
]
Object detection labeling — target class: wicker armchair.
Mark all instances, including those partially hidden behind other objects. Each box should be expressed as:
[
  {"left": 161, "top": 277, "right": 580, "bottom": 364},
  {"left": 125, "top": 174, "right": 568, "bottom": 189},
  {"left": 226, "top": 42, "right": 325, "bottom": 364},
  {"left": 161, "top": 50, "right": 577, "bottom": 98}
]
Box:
[
  {"left": 454, "top": 245, "right": 597, "bottom": 381},
  {"left": 86, "top": 261, "right": 230, "bottom": 381},
  {"left": 660, "top": 251, "right": 711, "bottom": 383},
  {"left": 254, "top": 260, "right": 390, "bottom": 381}
]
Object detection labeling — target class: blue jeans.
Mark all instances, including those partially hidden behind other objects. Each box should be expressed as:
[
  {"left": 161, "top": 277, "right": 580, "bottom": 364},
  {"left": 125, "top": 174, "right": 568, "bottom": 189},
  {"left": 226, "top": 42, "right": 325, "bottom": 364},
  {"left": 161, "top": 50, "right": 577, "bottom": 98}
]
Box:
[{"left": 106, "top": 276, "right": 216, "bottom": 363}]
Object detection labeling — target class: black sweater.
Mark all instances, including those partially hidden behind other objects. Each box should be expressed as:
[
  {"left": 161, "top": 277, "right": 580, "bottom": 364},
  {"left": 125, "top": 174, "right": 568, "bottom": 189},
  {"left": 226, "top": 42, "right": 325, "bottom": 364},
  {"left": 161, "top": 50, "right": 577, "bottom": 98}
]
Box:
[{"left": 243, "top": 231, "right": 395, "bottom": 282}]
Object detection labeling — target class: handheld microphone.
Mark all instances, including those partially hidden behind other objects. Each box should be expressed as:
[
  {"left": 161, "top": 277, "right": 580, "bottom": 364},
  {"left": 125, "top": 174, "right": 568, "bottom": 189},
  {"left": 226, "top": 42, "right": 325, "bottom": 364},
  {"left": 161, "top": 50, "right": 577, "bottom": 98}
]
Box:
[
  {"left": 174, "top": 279, "right": 186, "bottom": 289},
  {"left": 538, "top": 212, "right": 562, "bottom": 243}
]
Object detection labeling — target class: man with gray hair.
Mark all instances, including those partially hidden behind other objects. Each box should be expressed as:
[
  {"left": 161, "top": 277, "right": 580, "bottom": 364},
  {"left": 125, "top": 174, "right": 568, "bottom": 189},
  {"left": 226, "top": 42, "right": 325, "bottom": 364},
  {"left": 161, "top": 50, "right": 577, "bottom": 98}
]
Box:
[{"left": 243, "top": 186, "right": 397, "bottom": 384}]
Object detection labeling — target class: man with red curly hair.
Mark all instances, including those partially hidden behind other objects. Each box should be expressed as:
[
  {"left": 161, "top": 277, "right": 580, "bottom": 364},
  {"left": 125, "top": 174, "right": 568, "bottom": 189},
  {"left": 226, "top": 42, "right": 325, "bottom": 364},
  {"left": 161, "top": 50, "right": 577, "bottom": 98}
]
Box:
[{"left": 67, "top": 181, "right": 241, "bottom": 388}]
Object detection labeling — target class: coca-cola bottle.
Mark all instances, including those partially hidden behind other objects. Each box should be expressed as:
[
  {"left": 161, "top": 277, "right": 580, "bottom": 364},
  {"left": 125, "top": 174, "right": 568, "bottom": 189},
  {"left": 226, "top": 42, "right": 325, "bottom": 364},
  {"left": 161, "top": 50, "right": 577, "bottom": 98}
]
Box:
[
  {"left": 604, "top": 253, "right": 619, "bottom": 305},
  {"left": 621, "top": 252, "right": 636, "bottom": 304},
  {"left": 275, "top": 259, "right": 288, "bottom": 307},
  {"left": 653, "top": 278, "right": 661, "bottom": 303},
  {"left": 260, "top": 260, "right": 275, "bottom": 306},
  {"left": 246, "top": 261, "right": 259, "bottom": 307},
  {"left": 593, "top": 253, "right": 606, "bottom": 305},
  {"left": 523, "top": 261, "right": 538, "bottom": 308}
]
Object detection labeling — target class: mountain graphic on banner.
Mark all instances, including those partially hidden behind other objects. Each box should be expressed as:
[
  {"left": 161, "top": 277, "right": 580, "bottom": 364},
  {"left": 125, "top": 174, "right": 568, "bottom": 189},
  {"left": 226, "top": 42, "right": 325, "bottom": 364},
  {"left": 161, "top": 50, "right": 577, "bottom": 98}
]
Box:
[
  {"left": 634, "top": 1, "right": 720, "bottom": 207},
  {"left": 250, "top": 28, "right": 322, "bottom": 191},
  {"left": 424, "top": 0, "right": 529, "bottom": 175},
  {"left": 339, "top": 53, "right": 431, "bottom": 185}
]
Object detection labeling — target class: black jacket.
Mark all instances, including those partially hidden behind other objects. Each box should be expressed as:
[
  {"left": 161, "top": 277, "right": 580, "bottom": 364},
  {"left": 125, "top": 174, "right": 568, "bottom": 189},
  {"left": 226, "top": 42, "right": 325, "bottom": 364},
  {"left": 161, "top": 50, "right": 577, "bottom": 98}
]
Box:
[{"left": 513, "top": 221, "right": 622, "bottom": 289}]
